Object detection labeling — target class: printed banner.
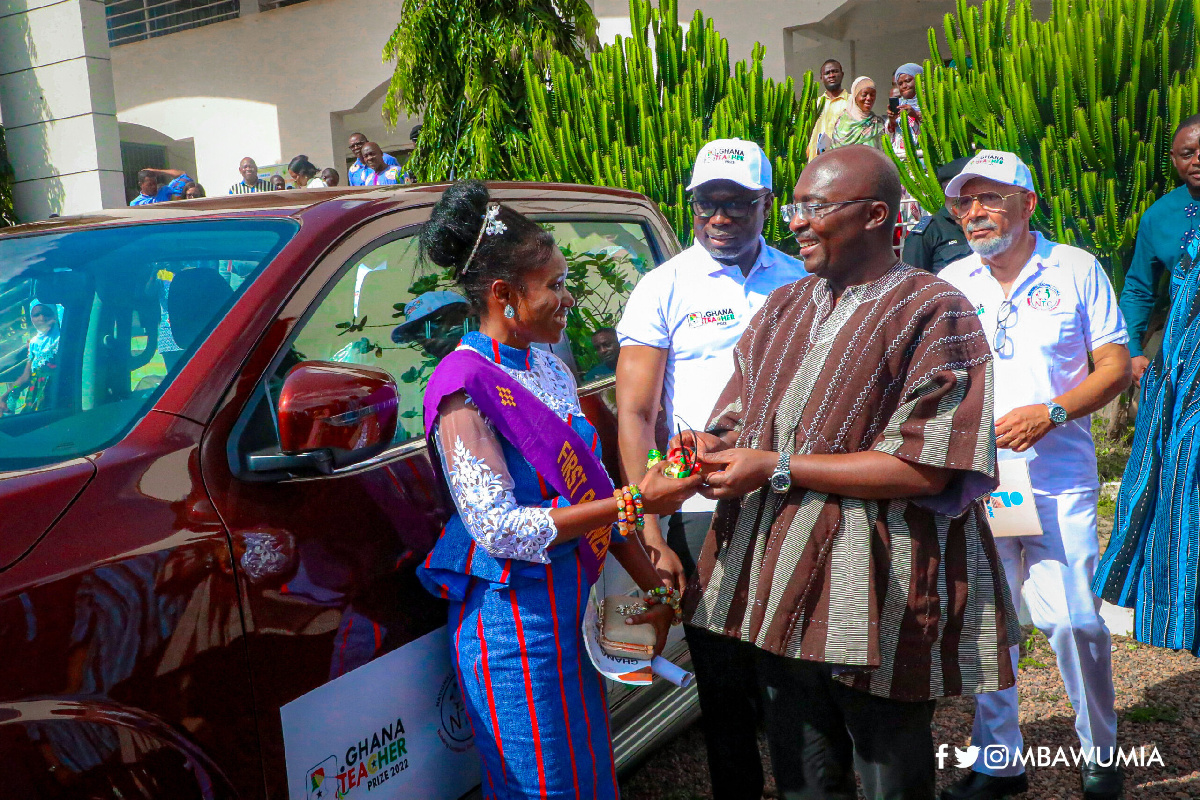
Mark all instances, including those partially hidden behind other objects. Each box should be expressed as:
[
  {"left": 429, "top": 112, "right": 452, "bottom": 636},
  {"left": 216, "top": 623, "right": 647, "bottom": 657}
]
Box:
[{"left": 281, "top": 627, "right": 479, "bottom": 800}]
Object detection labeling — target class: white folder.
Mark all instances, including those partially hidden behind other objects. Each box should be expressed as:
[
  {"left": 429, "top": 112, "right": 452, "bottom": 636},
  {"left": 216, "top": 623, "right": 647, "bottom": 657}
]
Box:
[{"left": 984, "top": 458, "right": 1044, "bottom": 537}]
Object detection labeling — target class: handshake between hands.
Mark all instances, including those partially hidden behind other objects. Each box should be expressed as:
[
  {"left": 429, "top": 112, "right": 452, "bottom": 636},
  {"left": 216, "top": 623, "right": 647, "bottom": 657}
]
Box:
[{"left": 665, "top": 431, "right": 782, "bottom": 501}]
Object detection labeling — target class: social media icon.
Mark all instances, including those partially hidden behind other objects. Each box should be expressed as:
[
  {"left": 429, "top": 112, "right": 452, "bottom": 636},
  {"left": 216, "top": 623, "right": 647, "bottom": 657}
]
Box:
[
  {"left": 954, "top": 746, "right": 981, "bottom": 768},
  {"left": 983, "top": 744, "right": 1010, "bottom": 769}
]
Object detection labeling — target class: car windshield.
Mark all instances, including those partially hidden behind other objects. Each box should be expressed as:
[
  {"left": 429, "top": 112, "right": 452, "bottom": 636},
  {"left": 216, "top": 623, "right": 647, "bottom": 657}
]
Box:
[{"left": 0, "top": 219, "right": 297, "bottom": 471}]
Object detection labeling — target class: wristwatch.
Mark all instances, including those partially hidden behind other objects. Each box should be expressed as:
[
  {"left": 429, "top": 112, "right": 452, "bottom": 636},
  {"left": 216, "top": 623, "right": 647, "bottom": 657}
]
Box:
[
  {"left": 769, "top": 452, "right": 792, "bottom": 494},
  {"left": 1043, "top": 400, "right": 1068, "bottom": 427}
]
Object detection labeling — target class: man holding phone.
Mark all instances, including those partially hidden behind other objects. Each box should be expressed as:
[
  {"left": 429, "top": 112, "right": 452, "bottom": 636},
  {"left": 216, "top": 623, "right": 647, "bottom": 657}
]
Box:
[{"left": 616, "top": 138, "right": 807, "bottom": 800}]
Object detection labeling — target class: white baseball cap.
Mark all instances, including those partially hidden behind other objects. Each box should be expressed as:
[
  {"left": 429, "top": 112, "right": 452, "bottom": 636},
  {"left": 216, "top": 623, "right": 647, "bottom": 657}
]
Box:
[
  {"left": 391, "top": 290, "right": 468, "bottom": 342},
  {"left": 944, "top": 149, "right": 1036, "bottom": 197},
  {"left": 686, "top": 138, "right": 772, "bottom": 192}
]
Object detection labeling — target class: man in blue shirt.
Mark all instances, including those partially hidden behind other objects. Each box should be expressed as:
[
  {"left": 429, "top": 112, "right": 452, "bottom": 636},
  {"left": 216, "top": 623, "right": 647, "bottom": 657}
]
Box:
[
  {"left": 130, "top": 168, "right": 191, "bottom": 205},
  {"left": 358, "top": 143, "right": 404, "bottom": 186},
  {"left": 1120, "top": 113, "right": 1200, "bottom": 383},
  {"left": 346, "top": 132, "right": 399, "bottom": 186}
]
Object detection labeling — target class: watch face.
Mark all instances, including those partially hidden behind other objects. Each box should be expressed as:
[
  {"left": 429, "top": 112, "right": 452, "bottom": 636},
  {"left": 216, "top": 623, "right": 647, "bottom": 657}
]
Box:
[
  {"left": 770, "top": 472, "right": 790, "bottom": 492},
  {"left": 1049, "top": 403, "right": 1067, "bottom": 424}
]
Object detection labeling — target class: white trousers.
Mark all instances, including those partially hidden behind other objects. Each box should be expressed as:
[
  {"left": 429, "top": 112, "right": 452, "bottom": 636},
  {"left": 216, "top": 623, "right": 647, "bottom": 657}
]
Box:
[{"left": 972, "top": 490, "right": 1118, "bottom": 776}]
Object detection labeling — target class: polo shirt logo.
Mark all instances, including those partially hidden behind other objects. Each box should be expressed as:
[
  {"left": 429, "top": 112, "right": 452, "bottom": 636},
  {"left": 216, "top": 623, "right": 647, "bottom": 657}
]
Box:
[
  {"left": 1027, "top": 283, "right": 1061, "bottom": 311},
  {"left": 686, "top": 308, "right": 737, "bottom": 328}
]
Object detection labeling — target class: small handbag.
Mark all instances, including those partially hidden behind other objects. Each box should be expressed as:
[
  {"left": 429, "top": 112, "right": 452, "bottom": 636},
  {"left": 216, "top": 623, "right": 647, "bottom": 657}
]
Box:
[{"left": 599, "top": 595, "right": 657, "bottom": 659}]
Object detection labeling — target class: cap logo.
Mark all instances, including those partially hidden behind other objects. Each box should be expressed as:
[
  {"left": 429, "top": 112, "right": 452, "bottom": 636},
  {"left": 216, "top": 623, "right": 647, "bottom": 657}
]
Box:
[
  {"left": 977, "top": 154, "right": 1007, "bottom": 165},
  {"left": 704, "top": 147, "right": 746, "bottom": 163}
]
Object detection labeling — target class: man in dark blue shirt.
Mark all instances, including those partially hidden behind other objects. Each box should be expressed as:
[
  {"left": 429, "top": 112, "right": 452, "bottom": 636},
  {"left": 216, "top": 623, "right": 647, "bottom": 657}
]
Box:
[{"left": 1120, "top": 113, "right": 1200, "bottom": 383}]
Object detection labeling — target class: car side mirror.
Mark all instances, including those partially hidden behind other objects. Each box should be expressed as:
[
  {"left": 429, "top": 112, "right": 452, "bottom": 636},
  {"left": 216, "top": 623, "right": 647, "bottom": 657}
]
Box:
[{"left": 247, "top": 361, "right": 399, "bottom": 475}]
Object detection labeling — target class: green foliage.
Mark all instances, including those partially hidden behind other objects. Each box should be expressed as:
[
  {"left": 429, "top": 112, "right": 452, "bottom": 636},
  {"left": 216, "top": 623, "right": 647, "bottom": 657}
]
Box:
[
  {"left": 891, "top": 0, "right": 1200, "bottom": 288},
  {"left": 0, "top": 126, "right": 14, "bottom": 227},
  {"left": 513, "top": 0, "right": 823, "bottom": 249},
  {"left": 561, "top": 246, "right": 638, "bottom": 372},
  {"left": 1092, "top": 413, "right": 1132, "bottom": 484},
  {"left": 383, "top": 0, "right": 599, "bottom": 182},
  {"left": 1123, "top": 703, "right": 1179, "bottom": 723}
]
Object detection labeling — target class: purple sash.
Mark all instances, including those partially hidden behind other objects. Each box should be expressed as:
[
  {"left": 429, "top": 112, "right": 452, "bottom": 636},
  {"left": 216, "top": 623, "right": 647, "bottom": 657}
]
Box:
[{"left": 424, "top": 349, "right": 614, "bottom": 585}]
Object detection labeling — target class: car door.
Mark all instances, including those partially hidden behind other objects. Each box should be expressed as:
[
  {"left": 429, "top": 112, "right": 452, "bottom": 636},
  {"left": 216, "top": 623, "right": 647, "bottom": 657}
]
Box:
[{"left": 204, "top": 194, "right": 680, "bottom": 800}]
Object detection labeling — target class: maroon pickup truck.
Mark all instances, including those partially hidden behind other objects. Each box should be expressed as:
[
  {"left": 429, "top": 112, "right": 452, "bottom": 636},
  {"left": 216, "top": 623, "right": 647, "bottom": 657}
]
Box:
[{"left": 0, "top": 183, "right": 698, "bottom": 799}]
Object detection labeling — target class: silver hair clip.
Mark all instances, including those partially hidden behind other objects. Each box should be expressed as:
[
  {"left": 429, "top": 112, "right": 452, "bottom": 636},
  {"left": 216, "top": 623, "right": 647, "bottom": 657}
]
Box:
[{"left": 463, "top": 202, "right": 506, "bottom": 273}]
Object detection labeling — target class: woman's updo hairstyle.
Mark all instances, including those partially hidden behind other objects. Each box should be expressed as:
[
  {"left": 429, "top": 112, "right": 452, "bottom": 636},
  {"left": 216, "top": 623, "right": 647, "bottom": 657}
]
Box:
[{"left": 419, "top": 180, "right": 557, "bottom": 313}]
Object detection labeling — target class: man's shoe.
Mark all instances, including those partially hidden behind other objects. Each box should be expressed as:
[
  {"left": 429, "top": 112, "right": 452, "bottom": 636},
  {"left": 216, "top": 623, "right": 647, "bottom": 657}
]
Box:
[
  {"left": 1080, "top": 761, "right": 1124, "bottom": 800},
  {"left": 940, "top": 770, "right": 1029, "bottom": 800}
]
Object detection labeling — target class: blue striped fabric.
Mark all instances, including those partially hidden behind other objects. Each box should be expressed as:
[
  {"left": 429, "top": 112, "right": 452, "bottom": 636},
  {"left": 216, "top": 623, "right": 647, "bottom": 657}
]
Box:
[{"left": 1093, "top": 237, "right": 1200, "bottom": 654}]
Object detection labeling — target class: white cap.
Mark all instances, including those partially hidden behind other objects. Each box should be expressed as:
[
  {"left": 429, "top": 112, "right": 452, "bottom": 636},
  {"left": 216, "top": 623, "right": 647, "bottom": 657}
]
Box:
[
  {"left": 686, "top": 138, "right": 772, "bottom": 192},
  {"left": 944, "top": 149, "right": 1036, "bottom": 197}
]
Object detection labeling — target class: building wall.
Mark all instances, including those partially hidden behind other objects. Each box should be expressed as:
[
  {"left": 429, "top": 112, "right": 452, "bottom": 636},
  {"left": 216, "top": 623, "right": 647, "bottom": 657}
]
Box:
[{"left": 110, "top": 0, "right": 418, "bottom": 193}]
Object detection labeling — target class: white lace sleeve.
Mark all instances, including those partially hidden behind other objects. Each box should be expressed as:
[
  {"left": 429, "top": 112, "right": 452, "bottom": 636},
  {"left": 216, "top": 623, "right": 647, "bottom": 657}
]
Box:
[{"left": 435, "top": 392, "right": 557, "bottom": 563}]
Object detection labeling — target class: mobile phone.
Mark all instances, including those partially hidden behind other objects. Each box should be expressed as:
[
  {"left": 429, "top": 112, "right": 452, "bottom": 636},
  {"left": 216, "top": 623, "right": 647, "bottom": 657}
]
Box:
[{"left": 888, "top": 96, "right": 900, "bottom": 113}]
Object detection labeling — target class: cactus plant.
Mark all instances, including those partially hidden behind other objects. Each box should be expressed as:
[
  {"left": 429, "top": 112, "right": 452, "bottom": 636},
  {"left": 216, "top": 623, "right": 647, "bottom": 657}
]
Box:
[
  {"left": 512, "top": 0, "right": 822, "bottom": 249},
  {"left": 891, "top": 0, "right": 1200, "bottom": 288}
]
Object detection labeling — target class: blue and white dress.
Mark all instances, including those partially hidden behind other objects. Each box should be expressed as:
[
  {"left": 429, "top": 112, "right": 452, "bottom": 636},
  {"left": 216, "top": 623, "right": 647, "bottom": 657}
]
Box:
[{"left": 418, "top": 332, "right": 618, "bottom": 800}]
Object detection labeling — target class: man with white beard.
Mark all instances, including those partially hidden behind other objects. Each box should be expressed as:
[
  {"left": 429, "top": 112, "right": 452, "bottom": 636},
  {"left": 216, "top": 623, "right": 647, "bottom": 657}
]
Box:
[{"left": 938, "top": 150, "right": 1131, "bottom": 800}]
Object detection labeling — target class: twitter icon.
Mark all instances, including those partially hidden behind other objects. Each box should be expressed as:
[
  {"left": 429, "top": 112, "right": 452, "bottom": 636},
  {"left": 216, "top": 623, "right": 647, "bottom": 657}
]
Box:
[{"left": 954, "top": 746, "right": 981, "bottom": 768}]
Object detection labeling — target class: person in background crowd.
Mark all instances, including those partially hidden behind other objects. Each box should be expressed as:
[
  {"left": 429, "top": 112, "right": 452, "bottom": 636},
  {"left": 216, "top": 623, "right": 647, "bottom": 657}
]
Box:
[
  {"left": 939, "top": 150, "right": 1130, "bottom": 800},
  {"left": 901, "top": 156, "right": 972, "bottom": 272},
  {"left": 320, "top": 167, "right": 341, "bottom": 187},
  {"left": 616, "top": 138, "right": 807, "bottom": 800},
  {"left": 182, "top": 182, "right": 205, "bottom": 200},
  {"left": 130, "top": 168, "right": 191, "bottom": 206},
  {"left": 288, "top": 155, "right": 325, "bottom": 188},
  {"left": 831, "top": 76, "right": 886, "bottom": 149},
  {"left": 359, "top": 143, "right": 403, "bottom": 186},
  {"left": 269, "top": 174, "right": 286, "bottom": 191},
  {"left": 227, "top": 157, "right": 272, "bottom": 194},
  {"left": 347, "top": 131, "right": 400, "bottom": 186},
  {"left": 1, "top": 303, "right": 61, "bottom": 415},
  {"left": 415, "top": 180, "right": 702, "bottom": 800},
  {"left": 805, "top": 59, "right": 849, "bottom": 160},
  {"left": 681, "top": 144, "right": 1016, "bottom": 800},
  {"left": 582, "top": 327, "right": 620, "bottom": 382},
  {"left": 1094, "top": 125, "right": 1200, "bottom": 660},
  {"left": 1119, "top": 113, "right": 1200, "bottom": 384},
  {"left": 888, "top": 62, "right": 925, "bottom": 156}
]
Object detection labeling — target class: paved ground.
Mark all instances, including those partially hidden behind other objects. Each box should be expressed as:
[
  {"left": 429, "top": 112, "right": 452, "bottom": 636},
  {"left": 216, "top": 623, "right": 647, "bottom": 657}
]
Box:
[{"left": 622, "top": 502, "right": 1200, "bottom": 799}]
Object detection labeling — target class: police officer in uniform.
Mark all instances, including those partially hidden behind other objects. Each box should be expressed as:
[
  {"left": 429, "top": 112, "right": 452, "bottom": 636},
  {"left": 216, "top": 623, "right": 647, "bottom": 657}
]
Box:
[{"left": 902, "top": 156, "right": 972, "bottom": 273}]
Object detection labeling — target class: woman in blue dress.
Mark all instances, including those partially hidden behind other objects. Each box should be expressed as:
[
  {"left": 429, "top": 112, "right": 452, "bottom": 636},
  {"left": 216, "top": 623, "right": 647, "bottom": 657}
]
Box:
[
  {"left": 416, "top": 181, "right": 702, "bottom": 799},
  {"left": 1093, "top": 233, "right": 1200, "bottom": 654}
]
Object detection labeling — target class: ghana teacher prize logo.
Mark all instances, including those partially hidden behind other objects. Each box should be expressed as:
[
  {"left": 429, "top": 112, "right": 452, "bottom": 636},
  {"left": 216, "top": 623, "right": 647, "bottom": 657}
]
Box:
[
  {"left": 306, "top": 718, "right": 411, "bottom": 798},
  {"left": 437, "top": 673, "right": 475, "bottom": 752}
]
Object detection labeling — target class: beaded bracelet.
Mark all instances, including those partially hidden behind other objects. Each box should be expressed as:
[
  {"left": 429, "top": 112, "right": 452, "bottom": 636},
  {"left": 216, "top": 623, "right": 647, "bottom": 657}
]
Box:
[
  {"left": 614, "top": 485, "right": 644, "bottom": 536},
  {"left": 644, "top": 585, "right": 683, "bottom": 625}
]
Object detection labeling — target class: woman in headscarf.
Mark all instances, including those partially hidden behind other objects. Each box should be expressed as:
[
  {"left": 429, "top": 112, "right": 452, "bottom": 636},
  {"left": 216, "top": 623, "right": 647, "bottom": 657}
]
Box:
[
  {"left": 830, "top": 76, "right": 887, "bottom": 149},
  {"left": 889, "top": 63, "right": 925, "bottom": 156},
  {"left": 1, "top": 303, "right": 61, "bottom": 414}
]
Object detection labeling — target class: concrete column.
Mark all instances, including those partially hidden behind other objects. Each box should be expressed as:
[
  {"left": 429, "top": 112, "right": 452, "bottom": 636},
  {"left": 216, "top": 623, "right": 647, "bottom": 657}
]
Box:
[{"left": 0, "top": 0, "right": 125, "bottom": 221}]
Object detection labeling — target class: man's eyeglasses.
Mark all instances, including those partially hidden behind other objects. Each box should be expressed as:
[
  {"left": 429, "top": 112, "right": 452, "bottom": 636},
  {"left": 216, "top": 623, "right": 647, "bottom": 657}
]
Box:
[
  {"left": 993, "top": 298, "right": 1017, "bottom": 356},
  {"left": 779, "top": 198, "right": 879, "bottom": 224},
  {"left": 947, "top": 190, "right": 1026, "bottom": 218},
  {"left": 691, "top": 195, "right": 768, "bottom": 219}
]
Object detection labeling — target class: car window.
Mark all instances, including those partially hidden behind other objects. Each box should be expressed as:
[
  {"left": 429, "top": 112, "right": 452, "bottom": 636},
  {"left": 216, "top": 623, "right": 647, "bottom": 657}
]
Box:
[
  {"left": 269, "top": 218, "right": 660, "bottom": 448},
  {"left": 0, "top": 219, "right": 298, "bottom": 471}
]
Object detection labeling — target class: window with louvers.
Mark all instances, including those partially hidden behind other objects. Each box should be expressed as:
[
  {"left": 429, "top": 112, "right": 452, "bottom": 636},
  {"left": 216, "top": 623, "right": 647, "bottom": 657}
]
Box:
[{"left": 104, "top": 0, "right": 239, "bottom": 46}]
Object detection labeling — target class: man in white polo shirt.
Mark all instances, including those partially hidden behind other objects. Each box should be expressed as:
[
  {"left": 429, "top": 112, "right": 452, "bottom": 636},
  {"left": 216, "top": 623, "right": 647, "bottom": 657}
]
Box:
[
  {"left": 939, "top": 151, "right": 1132, "bottom": 800},
  {"left": 616, "top": 138, "right": 807, "bottom": 800}
]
